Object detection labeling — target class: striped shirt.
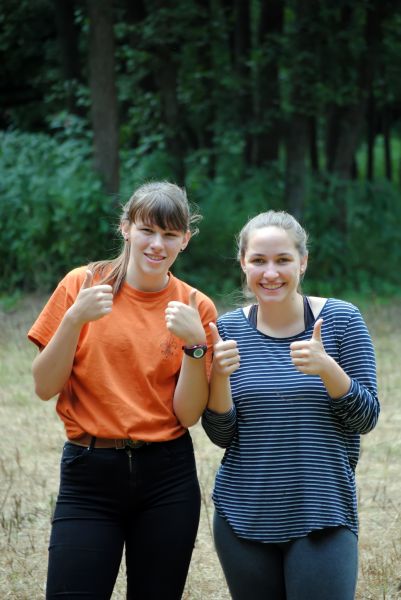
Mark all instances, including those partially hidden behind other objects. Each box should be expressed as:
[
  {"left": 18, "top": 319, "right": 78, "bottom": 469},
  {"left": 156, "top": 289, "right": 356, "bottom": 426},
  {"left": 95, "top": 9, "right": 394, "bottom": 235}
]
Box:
[{"left": 202, "top": 298, "right": 379, "bottom": 543}]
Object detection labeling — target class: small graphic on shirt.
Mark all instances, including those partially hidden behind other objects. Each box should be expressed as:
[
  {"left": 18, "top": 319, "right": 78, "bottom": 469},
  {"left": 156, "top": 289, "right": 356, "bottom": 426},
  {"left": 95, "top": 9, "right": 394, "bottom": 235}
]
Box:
[{"left": 160, "top": 335, "right": 179, "bottom": 359}]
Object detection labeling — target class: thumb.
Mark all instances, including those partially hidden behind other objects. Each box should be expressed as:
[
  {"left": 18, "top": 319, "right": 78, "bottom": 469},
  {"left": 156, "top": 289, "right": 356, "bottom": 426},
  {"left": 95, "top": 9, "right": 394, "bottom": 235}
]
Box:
[
  {"left": 312, "top": 318, "right": 323, "bottom": 342},
  {"left": 189, "top": 288, "right": 198, "bottom": 310},
  {"left": 81, "top": 269, "right": 93, "bottom": 289},
  {"left": 209, "top": 322, "right": 222, "bottom": 345}
]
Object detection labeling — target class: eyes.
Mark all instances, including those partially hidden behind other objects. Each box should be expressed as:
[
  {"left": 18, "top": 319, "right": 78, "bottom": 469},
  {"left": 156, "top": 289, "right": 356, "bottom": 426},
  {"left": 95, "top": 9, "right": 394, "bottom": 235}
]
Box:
[
  {"left": 139, "top": 226, "right": 180, "bottom": 239},
  {"left": 250, "top": 257, "right": 292, "bottom": 265}
]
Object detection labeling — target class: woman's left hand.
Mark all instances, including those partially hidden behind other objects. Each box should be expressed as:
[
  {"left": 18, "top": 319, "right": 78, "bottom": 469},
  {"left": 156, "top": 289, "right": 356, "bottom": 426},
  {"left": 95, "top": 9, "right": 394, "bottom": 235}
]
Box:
[
  {"left": 290, "top": 319, "right": 330, "bottom": 375},
  {"left": 165, "top": 289, "right": 207, "bottom": 346}
]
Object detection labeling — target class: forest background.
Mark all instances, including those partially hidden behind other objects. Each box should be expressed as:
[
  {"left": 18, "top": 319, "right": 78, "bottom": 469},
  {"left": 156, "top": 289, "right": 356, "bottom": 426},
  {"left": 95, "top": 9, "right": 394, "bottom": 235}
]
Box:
[{"left": 1, "top": 0, "right": 401, "bottom": 301}]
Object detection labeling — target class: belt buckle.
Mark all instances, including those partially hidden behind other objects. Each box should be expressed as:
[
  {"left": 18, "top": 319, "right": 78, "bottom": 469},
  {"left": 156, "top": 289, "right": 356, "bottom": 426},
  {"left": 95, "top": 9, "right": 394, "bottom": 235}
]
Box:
[{"left": 124, "top": 439, "right": 145, "bottom": 449}]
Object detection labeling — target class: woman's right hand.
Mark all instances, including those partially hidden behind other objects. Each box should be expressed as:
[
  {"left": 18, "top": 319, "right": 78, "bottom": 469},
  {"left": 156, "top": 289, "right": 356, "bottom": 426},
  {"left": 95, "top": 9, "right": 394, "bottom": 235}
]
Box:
[
  {"left": 209, "top": 322, "right": 240, "bottom": 377},
  {"left": 67, "top": 270, "right": 113, "bottom": 327}
]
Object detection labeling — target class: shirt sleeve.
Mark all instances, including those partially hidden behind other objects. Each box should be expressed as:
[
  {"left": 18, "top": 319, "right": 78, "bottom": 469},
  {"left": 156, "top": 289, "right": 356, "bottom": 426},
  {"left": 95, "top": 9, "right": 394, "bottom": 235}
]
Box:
[
  {"left": 27, "top": 269, "right": 82, "bottom": 349},
  {"left": 329, "top": 307, "right": 379, "bottom": 434},
  {"left": 202, "top": 405, "right": 237, "bottom": 448}
]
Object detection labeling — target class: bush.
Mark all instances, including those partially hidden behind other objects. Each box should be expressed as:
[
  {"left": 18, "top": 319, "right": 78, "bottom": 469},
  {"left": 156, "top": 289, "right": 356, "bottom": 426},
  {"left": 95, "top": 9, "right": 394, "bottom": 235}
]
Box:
[
  {"left": 1, "top": 130, "right": 401, "bottom": 300},
  {"left": 0, "top": 130, "right": 117, "bottom": 292}
]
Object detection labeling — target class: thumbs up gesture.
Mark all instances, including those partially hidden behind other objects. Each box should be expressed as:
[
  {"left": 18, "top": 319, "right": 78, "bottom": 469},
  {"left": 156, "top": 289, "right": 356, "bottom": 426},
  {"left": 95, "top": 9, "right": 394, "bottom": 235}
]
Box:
[
  {"left": 165, "top": 289, "right": 207, "bottom": 345},
  {"left": 209, "top": 322, "right": 240, "bottom": 377},
  {"left": 290, "top": 318, "right": 327, "bottom": 375},
  {"left": 67, "top": 270, "right": 113, "bottom": 327}
]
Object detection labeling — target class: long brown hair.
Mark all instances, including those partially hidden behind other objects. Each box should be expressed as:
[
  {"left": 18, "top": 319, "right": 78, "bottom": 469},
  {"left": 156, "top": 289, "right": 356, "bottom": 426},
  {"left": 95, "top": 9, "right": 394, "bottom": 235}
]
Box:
[{"left": 89, "top": 181, "right": 201, "bottom": 294}]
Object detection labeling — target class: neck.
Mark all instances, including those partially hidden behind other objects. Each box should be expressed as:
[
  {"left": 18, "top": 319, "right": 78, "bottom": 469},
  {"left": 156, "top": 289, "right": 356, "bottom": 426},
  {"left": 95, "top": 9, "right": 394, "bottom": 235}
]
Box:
[
  {"left": 125, "top": 267, "right": 170, "bottom": 293},
  {"left": 257, "top": 293, "right": 304, "bottom": 337}
]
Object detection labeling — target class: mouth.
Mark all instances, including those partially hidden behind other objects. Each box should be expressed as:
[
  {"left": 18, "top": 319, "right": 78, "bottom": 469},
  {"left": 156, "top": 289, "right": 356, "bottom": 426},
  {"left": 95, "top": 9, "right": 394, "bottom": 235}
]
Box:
[
  {"left": 260, "top": 283, "right": 284, "bottom": 291},
  {"left": 144, "top": 253, "right": 165, "bottom": 263}
]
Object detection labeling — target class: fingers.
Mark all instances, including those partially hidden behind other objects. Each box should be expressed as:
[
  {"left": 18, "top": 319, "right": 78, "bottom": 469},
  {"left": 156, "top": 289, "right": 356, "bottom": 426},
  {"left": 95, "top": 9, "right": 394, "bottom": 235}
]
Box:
[
  {"left": 312, "top": 318, "right": 323, "bottom": 342},
  {"left": 209, "top": 322, "right": 222, "bottom": 345},
  {"left": 188, "top": 288, "right": 198, "bottom": 310},
  {"left": 81, "top": 270, "right": 93, "bottom": 289}
]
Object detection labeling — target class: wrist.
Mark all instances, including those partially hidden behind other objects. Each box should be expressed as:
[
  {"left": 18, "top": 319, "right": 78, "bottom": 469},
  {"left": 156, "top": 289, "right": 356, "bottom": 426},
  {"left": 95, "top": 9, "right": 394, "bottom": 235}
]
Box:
[
  {"left": 65, "top": 306, "right": 85, "bottom": 329},
  {"left": 182, "top": 332, "right": 207, "bottom": 347}
]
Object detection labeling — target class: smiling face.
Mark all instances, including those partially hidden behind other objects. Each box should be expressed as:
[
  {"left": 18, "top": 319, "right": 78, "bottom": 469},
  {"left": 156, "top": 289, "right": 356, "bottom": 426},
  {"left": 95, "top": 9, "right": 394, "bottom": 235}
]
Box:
[
  {"left": 241, "top": 226, "right": 307, "bottom": 305},
  {"left": 122, "top": 219, "right": 190, "bottom": 291}
]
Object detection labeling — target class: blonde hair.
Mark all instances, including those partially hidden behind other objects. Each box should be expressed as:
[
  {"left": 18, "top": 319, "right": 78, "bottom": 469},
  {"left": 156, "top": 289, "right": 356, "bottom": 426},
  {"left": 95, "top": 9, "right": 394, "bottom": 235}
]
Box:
[{"left": 89, "top": 181, "right": 201, "bottom": 294}]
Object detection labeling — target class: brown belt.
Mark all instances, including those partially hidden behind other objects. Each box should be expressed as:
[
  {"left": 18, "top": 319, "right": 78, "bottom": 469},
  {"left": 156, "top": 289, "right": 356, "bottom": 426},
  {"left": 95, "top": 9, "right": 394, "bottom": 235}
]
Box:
[{"left": 69, "top": 433, "right": 151, "bottom": 450}]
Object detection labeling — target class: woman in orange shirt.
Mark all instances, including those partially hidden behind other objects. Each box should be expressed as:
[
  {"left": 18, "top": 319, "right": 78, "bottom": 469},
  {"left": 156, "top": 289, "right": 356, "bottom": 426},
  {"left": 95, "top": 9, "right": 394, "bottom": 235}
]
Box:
[{"left": 28, "top": 181, "right": 217, "bottom": 600}]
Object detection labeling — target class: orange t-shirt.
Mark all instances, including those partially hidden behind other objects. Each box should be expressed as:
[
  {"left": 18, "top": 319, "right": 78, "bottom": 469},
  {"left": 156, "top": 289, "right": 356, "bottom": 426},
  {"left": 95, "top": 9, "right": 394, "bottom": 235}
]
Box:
[{"left": 28, "top": 267, "right": 217, "bottom": 442}]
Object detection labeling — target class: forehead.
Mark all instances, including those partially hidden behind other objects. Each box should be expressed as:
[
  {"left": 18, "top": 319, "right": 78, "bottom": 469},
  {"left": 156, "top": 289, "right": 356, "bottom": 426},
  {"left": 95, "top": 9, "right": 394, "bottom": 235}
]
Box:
[
  {"left": 133, "top": 218, "right": 182, "bottom": 233},
  {"left": 246, "top": 226, "right": 298, "bottom": 254}
]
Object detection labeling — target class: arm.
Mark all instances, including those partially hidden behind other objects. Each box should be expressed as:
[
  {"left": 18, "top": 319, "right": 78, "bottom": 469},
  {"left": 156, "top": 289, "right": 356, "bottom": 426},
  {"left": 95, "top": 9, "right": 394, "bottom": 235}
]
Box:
[
  {"left": 290, "top": 311, "right": 379, "bottom": 433},
  {"left": 329, "top": 310, "right": 379, "bottom": 433},
  {"left": 166, "top": 289, "right": 211, "bottom": 428},
  {"left": 202, "top": 322, "right": 240, "bottom": 447},
  {"left": 32, "top": 270, "right": 113, "bottom": 400}
]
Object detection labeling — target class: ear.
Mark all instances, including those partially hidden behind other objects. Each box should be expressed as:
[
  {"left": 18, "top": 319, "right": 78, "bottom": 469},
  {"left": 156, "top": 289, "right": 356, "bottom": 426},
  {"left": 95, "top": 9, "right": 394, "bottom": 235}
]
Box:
[
  {"left": 180, "top": 230, "right": 191, "bottom": 251},
  {"left": 300, "top": 253, "right": 308, "bottom": 275},
  {"left": 121, "top": 220, "right": 130, "bottom": 240},
  {"left": 240, "top": 257, "right": 247, "bottom": 274}
]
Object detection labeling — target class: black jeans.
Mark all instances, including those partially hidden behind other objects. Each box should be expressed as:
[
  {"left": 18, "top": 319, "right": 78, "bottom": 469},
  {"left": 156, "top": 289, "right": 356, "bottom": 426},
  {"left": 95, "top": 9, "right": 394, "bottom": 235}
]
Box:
[{"left": 46, "top": 432, "right": 201, "bottom": 600}]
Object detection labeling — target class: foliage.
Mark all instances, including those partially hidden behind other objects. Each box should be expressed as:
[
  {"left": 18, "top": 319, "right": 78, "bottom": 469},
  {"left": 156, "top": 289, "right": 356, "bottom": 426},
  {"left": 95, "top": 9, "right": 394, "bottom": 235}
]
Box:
[
  {"left": 0, "top": 130, "right": 116, "bottom": 292},
  {"left": 1, "top": 129, "right": 401, "bottom": 298}
]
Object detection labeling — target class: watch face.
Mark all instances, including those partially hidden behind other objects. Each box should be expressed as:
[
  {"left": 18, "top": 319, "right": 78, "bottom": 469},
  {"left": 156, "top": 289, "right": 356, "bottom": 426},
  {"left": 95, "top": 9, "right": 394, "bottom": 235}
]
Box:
[{"left": 193, "top": 347, "right": 206, "bottom": 358}]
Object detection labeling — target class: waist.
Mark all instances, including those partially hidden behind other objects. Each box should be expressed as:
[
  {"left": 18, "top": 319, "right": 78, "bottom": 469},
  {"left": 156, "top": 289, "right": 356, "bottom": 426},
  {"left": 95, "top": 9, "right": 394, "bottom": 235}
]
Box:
[
  {"left": 69, "top": 433, "right": 152, "bottom": 449},
  {"left": 68, "top": 430, "right": 190, "bottom": 450}
]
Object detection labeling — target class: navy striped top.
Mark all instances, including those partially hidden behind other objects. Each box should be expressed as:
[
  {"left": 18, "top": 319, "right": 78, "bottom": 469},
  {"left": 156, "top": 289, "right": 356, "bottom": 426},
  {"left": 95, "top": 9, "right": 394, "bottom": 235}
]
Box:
[{"left": 202, "top": 298, "right": 379, "bottom": 543}]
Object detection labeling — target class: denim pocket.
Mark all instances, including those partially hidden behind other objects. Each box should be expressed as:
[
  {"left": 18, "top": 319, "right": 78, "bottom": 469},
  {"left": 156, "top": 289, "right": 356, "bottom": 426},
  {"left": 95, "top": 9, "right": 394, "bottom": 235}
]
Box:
[{"left": 61, "top": 442, "right": 89, "bottom": 466}]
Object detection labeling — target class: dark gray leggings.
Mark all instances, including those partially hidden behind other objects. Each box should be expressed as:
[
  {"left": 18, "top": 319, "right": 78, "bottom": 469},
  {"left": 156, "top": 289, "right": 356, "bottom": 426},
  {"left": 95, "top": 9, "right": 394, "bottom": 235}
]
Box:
[{"left": 213, "top": 512, "right": 358, "bottom": 600}]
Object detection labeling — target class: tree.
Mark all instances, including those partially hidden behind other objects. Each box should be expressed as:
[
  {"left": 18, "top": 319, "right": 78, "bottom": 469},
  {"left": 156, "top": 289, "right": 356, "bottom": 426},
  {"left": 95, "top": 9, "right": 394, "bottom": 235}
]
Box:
[{"left": 87, "top": 0, "right": 119, "bottom": 195}]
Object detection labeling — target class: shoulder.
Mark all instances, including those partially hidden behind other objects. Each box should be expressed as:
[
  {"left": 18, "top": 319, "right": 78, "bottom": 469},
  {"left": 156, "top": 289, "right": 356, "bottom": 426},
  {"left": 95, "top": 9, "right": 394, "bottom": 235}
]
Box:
[
  {"left": 322, "top": 297, "right": 362, "bottom": 318},
  {"left": 170, "top": 274, "right": 217, "bottom": 316},
  {"left": 56, "top": 266, "right": 89, "bottom": 294},
  {"left": 217, "top": 308, "right": 245, "bottom": 332},
  {"left": 319, "top": 298, "right": 369, "bottom": 338}
]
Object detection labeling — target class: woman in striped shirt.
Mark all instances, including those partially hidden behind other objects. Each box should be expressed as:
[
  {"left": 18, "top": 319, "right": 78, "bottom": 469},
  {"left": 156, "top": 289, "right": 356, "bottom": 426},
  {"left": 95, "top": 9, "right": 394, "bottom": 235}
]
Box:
[{"left": 202, "top": 210, "right": 379, "bottom": 600}]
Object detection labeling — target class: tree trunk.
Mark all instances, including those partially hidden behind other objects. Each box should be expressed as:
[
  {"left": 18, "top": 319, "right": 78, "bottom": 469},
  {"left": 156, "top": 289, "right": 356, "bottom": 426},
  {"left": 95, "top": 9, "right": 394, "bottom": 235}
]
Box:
[
  {"left": 87, "top": 0, "right": 119, "bottom": 195},
  {"left": 284, "top": 114, "right": 309, "bottom": 218},
  {"left": 158, "top": 56, "right": 186, "bottom": 185},
  {"left": 383, "top": 110, "right": 393, "bottom": 181},
  {"left": 309, "top": 116, "right": 319, "bottom": 173},
  {"left": 252, "top": 0, "right": 283, "bottom": 165},
  {"left": 53, "top": 0, "right": 82, "bottom": 115},
  {"left": 366, "top": 92, "right": 376, "bottom": 181}
]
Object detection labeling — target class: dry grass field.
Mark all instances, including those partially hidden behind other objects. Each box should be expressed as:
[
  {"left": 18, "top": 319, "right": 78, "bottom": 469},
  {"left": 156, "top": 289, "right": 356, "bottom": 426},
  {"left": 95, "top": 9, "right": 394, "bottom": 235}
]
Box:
[{"left": 0, "top": 295, "right": 400, "bottom": 599}]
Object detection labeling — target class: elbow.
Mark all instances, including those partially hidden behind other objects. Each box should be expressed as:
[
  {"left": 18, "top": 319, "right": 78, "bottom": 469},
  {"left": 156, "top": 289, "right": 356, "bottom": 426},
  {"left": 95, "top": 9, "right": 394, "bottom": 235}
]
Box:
[
  {"left": 34, "top": 382, "right": 55, "bottom": 401},
  {"left": 32, "top": 371, "right": 58, "bottom": 400},
  {"left": 178, "top": 414, "right": 201, "bottom": 429}
]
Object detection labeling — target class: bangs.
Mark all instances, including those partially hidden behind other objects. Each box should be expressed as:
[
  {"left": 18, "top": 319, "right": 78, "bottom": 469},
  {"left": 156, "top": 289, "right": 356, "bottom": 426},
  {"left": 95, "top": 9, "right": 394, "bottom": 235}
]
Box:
[{"left": 132, "top": 194, "right": 188, "bottom": 232}]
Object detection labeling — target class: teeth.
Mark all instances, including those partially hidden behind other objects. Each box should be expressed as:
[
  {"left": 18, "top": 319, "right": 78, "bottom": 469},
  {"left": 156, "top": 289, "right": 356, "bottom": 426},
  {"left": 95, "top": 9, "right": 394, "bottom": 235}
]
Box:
[
  {"left": 261, "top": 284, "right": 282, "bottom": 290},
  {"left": 147, "top": 255, "right": 164, "bottom": 261}
]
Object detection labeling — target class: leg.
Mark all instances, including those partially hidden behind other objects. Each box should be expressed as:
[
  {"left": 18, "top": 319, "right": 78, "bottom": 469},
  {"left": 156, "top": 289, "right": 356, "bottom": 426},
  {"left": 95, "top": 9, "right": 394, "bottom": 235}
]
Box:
[
  {"left": 125, "top": 434, "right": 201, "bottom": 600},
  {"left": 213, "top": 511, "right": 286, "bottom": 600},
  {"left": 46, "top": 443, "right": 127, "bottom": 600},
  {"left": 284, "top": 526, "right": 358, "bottom": 600}
]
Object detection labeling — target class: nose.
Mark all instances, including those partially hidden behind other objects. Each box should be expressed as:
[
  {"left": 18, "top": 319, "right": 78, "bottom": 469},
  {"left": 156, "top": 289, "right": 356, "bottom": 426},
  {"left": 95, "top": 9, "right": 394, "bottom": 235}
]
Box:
[
  {"left": 263, "top": 262, "right": 279, "bottom": 279},
  {"left": 150, "top": 232, "right": 164, "bottom": 249}
]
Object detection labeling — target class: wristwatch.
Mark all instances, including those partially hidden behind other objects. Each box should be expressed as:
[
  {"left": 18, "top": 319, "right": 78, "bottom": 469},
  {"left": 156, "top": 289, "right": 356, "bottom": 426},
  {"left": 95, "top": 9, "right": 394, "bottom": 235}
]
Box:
[{"left": 182, "top": 344, "right": 208, "bottom": 359}]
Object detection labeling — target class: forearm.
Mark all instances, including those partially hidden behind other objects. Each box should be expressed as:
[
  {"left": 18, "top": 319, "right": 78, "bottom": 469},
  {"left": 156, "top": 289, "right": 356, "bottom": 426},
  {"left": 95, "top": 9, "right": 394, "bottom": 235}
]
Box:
[
  {"left": 32, "top": 310, "right": 83, "bottom": 400},
  {"left": 207, "top": 370, "right": 234, "bottom": 413},
  {"left": 320, "top": 356, "right": 351, "bottom": 399},
  {"left": 173, "top": 356, "right": 209, "bottom": 428}
]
